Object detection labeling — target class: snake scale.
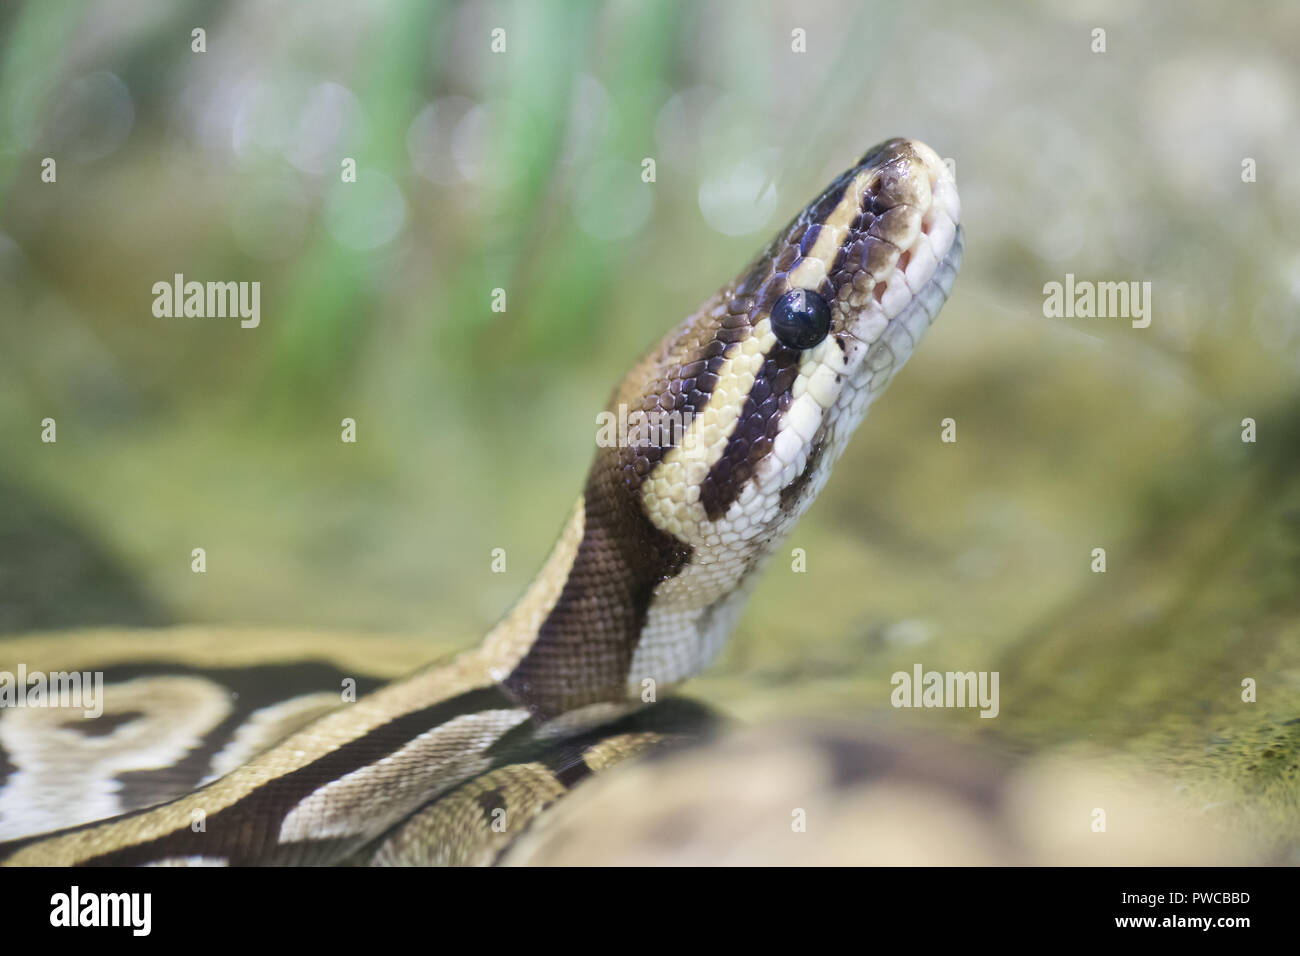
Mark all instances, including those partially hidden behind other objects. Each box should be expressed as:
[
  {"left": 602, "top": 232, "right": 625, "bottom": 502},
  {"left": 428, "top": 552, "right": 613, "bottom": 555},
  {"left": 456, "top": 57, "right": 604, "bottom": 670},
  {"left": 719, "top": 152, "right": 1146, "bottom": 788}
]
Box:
[{"left": 0, "top": 137, "right": 963, "bottom": 865}]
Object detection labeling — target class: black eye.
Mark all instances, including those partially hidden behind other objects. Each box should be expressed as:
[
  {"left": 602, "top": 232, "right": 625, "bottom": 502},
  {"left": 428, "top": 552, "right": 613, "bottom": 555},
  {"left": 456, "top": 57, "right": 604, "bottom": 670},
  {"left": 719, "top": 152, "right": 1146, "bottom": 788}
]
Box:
[{"left": 770, "top": 288, "right": 831, "bottom": 350}]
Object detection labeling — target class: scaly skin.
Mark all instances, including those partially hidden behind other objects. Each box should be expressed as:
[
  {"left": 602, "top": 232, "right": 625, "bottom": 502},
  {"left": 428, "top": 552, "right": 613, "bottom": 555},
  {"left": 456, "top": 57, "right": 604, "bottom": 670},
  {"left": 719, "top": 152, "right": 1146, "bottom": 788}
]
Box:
[{"left": 0, "top": 139, "right": 963, "bottom": 865}]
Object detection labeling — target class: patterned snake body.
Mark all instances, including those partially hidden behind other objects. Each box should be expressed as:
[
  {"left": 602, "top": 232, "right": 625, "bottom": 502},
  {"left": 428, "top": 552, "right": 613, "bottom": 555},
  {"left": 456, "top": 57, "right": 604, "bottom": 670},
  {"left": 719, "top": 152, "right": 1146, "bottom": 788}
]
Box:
[{"left": 0, "top": 138, "right": 963, "bottom": 865}]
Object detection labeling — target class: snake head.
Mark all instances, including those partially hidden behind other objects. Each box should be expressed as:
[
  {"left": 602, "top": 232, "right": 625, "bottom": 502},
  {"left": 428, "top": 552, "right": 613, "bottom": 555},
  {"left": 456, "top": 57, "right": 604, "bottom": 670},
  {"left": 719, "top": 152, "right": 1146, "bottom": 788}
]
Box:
[
  {"left": 503, "top": 139, "right": 963, "bottom": 714},
  {"left": 620, "top": 136, "right": 962, "bottom": 544},
  {"left": 611, "top": 138, "right": 963, "bottom": 692}
]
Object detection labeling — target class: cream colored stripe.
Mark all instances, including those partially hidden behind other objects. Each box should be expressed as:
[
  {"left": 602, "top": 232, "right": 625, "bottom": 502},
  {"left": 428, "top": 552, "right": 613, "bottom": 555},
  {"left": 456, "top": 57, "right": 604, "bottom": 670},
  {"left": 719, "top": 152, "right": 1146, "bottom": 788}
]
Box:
[
  {"left": 479, "top": 496, "right": 586, "bottom": 676},
  {"left": 277, "top": 708, "right": 530, "bottom": 842},
  {"left": 640, "top": 328, "right": 772, "bottom": 543},
  {"left": 786, "top": 168, "right": 872, "bottom": 290},
  {"left": 6, "top": 501, "right": 590, "bottom": 864},
  {"left": 639, "top": 165, "right": 872, "bottom": 544},
  {"left": 0, "top": 627, "right": 440, "bottom": 678},
  {"left": 3, "top": 652, "right": 497, "bottom": 864}
]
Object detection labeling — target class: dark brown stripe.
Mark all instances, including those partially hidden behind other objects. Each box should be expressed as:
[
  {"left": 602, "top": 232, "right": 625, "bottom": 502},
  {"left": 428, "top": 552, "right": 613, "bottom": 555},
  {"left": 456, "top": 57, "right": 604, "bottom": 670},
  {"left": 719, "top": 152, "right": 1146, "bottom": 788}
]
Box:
[
  {"left": 530, "top": 699, "right": 723, "bottom": 789},
  {"left": 483, "top": 716, "right": 543, "bottom": 761},
  {"left": 102, "top": 661, "right": 386, "bottom": 817},
  {"left": 475, "top": 788, "right": 505, "bottom": 823},
  {"left": 779, "top": 435, "right": 828, "bottom": 513},
  {"left": 503, "top": 456, "right": 692, "bottom": 718},
  {"left": 1, "top": 685, "right": 519, "bottom": 866},
  {"left": 61, "top": 710, "right": 145, "bottom": 737},
  {"left": 826, "top": 180, "right": 894, "bottom": 295},
  {"left": 548, "top": 750, "right": 594, "bottom": 789},
  {"left": 0, "top": 744, "right": 13, "bottom": 794},
  {"left": 700, "top": 344, "right": 802, "bottom": 521}
]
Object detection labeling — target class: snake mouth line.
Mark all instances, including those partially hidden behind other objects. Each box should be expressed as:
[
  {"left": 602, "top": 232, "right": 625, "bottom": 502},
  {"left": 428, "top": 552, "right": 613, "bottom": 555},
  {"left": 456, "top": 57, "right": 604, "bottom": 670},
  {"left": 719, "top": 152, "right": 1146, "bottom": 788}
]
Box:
[
  {"left": 853, "top": 224, "right": 964, "bottom": 374},
  {"left": 826, "top": 139, "right": 962, "bottom": 373}
]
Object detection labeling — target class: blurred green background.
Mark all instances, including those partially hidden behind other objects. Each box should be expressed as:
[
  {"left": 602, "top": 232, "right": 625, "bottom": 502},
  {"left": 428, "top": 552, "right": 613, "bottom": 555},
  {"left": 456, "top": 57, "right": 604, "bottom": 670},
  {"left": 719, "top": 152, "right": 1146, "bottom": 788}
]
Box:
[{"left": 1, "top": 1, "right": 1298, "bottom": 854}]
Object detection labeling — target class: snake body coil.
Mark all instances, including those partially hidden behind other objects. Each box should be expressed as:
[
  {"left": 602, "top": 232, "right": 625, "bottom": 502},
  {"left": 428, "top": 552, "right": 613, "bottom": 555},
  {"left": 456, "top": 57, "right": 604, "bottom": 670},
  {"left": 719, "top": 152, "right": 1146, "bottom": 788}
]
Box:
[{"left": 0, "top": 137, "right": 963, "bottom": 865}]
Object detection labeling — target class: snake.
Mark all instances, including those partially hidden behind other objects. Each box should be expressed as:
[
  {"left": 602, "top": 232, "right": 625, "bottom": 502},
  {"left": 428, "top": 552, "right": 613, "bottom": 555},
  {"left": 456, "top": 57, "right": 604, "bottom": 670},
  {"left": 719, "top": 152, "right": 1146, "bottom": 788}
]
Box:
[{"left": 0, "top": 137, "right": 963, "bottom": 866}]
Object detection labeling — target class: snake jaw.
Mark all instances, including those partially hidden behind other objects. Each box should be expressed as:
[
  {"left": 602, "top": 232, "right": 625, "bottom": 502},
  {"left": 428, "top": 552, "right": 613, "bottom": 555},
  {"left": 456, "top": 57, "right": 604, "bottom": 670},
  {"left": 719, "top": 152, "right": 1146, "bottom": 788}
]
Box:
[{"left": 822, "top": 138, "right": 961, "bottom": 352}]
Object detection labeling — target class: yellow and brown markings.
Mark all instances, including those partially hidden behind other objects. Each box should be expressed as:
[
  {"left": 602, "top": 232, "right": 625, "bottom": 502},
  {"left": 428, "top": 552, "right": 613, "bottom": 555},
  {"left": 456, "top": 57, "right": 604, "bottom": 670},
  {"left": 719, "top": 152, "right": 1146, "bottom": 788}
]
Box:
[
  {"left": 502, "top": 453, "right": 692, "bottom": 718},
  {"left": 369, "top": 763, "right": 568, "bottom": 866},
  {"left": 0, "top": 642, "right": 528, "bottom": 864},
  {"left": 501, "top": 141, "right": 950, "bottom": 716},
  {"left": 1, "top": 139, "right": 961, "bottom": 867},
  {"left": 367, "top": 698, "right": 719, "bottom": 865},
  {"left": 0, "top": 658, "right": 391, "bottom": 841},
  {"left": 1, "top": 684, "right": 523, "bottom": 865},
  {"left": 700, "top": 343, "right": 803, "bottom": 520}
]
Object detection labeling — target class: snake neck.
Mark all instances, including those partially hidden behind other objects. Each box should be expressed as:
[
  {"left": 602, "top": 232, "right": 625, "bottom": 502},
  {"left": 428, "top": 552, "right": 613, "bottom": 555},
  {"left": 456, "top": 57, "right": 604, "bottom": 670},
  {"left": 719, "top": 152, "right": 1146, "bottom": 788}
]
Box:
[{"left": 480, "top": 444, "right": 703, "bottom": 720}]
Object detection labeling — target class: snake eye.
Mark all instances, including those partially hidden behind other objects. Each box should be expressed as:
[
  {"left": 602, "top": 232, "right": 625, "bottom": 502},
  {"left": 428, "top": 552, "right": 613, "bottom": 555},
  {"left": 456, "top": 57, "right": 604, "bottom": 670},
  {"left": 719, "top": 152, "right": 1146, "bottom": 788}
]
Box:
[{"left": 770, "top": 289, "right": 831, "bottom": 350}]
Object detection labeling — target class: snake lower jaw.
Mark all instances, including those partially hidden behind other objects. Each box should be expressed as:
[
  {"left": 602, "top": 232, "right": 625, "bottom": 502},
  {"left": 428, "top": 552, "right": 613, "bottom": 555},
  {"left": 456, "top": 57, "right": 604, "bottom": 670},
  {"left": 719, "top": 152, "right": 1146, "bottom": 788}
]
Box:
[{"left": 855, "top": 222, "right": 965, "bottom": 358}]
